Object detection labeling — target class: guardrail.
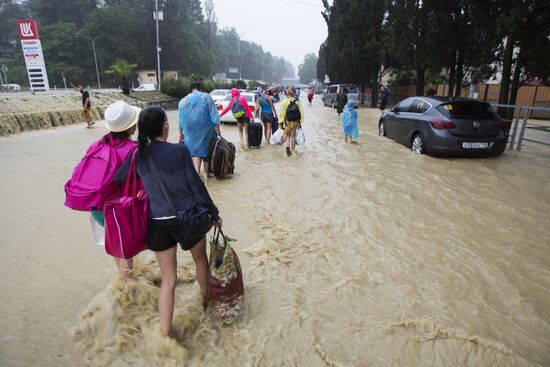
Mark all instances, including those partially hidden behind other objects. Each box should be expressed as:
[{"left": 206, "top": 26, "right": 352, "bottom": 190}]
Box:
[{"left": 490, "top": 103, "right": 550, "bottom": 151}]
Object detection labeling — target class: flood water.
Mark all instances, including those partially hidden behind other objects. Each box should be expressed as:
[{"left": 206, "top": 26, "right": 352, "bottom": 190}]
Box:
[{"left": 0, "top": 98, "right": 549, "bottom": 366}]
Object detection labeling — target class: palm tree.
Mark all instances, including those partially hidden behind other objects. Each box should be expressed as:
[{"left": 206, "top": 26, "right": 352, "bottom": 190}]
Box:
[{"left": 106, "top": 58, "right": 137, "bottom": 95}]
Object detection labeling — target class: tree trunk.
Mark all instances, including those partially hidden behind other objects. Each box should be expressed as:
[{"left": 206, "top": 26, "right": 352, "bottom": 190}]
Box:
[
  {"left": 370, "top": 81, "right": 379, "bottom": 108},
  {"left": 454, "top": 51, "right": 463, "bottom": 97},
  {"left": 447, "top": 49, "right": 457, "bottom": 97},
  {"left": 416, "top": 68, "right": 425, "bottom": 96},
  {"left": 498, "top": 37, "right": 514, "bottom": 105}
]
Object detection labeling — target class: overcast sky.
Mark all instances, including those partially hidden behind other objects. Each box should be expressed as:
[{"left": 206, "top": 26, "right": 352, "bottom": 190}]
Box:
[{"left": 209, "top": 0, "right": 328, "bottom": 72}]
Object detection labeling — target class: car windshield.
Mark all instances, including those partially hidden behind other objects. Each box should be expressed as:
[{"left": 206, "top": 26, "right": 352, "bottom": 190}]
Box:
[
  {"left": 343, "top": 86, "right": 359, "bottom": 94},
  {"left": 437, "top": 102, "right": 498, "bottom": 119}
]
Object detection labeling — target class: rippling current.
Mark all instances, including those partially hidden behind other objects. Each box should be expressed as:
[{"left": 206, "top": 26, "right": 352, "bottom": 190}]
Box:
[{"left": 0, "top": 99, "right": 549, "bottom": 366}]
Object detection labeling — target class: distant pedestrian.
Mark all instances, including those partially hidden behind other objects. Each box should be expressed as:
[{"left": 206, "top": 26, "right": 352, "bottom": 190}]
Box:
[
  {"left": 307, "top": 88, "right": 314, "bottom": 104},
  {"left": 255, "top": 89, "right": 278, "bottom": 144},
  {"left": 76, "top": 84, "right": 94, "bottom": 128},
  {"left": 426, "top": 83, "right": 437, "bottom": 96},
  {"left": 379, "top": 85, "right": 390, "bottom": 111},
  {"left": 178, "top": 81, "right": 221, "bottom": 179},
  {"left": 279, "top": 88, "right": 304, "bottom": 157},
  {"left": 220, "top": 88, "right": 254, "bottom": 148},
  {"left": 115, "top": 106, "right": 223, "bottom": 338},
  {"left": 336, "top": 91, "right": 348, "bottom": 115},
  {"left": 341, "top": 101, "right": 359, "bottom": 144}
]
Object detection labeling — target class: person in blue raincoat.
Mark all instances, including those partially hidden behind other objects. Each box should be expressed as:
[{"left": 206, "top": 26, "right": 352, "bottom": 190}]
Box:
[
  {"left": 179, "top": 81, "right": 221, "bottom": 177},
  {"left": 341, "top": 101, "right": 359, "bottom": 144}
]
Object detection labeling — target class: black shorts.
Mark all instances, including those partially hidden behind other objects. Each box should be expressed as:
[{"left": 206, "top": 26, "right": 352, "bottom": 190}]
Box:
[
  {"left": 236, "top": 116, "right": 250, "bottom": 124},
  {"left": 261, "top": 112, "right": 274, "bottom": 124},
  {"left": 148, "top": 216, "right": 212, "bottom": 252}
]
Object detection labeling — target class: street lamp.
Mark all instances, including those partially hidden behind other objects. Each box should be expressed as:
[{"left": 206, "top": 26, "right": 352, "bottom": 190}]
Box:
[
  {"left": 237, "top": 29, "right": 250, "bottom": 80},
  {"left": 82, "top": 35, "right": 103, "bottom": 90}
]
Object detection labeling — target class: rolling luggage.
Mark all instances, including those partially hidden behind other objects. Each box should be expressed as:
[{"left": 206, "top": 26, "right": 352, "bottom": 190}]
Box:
[
  {"left": 248, "top": 119, "right": 263, "bottom": 148},
  {"left": 208, "top": 136, "right": 236, "bottom": 178}
]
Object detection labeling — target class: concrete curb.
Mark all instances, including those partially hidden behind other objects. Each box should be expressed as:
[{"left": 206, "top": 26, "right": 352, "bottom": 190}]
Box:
[{"left": 0, "top": 99, "right": 178, "bottom": 136}]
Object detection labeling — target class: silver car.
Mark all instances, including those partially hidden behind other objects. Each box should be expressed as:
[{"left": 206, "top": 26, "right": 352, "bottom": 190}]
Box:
[{"left": 323, "top": 84, "right": 360, "bottom": 108}]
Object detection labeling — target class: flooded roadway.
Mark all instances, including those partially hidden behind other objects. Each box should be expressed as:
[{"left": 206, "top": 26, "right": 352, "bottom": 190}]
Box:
[{"left": 0, "top": 97, "right": 549, "bottom": 366}]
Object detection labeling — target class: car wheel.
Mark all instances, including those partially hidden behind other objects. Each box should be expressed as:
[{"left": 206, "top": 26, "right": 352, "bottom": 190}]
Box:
[
  {"left": 411, "top": 134, "right": 425, "bottom": 155},
  {"left": 379, "top": 121, "right": 386, "bottom": 136}
]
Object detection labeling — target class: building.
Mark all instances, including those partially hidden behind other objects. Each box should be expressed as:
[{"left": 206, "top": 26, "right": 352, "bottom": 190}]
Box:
[{"left": 135, "top": 69, "right": 179, "bottom": 86}]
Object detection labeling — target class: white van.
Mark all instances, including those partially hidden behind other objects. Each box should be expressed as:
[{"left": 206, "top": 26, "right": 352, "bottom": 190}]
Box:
[{"left": 323, "top": 84, "right": 360, "bottom": 108}]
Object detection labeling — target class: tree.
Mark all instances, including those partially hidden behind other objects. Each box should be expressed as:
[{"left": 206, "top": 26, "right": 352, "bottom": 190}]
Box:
[
  {"left": 298, "top": 53, "right": 318, "bottom": 84},
  {"left": 106, "top": 58, "right": 137, "bottom": 78},
  {"left": 319, "top": 0, "right": 386, "bottom": 105}
]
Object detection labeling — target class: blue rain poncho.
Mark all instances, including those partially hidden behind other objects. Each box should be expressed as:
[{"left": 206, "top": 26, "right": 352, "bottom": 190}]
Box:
[
  {"left": 178, "top": 91, "right": 220, "bottom": 158},
  {"left": 341, "top": 101, "right": 359, "bottom": 139}
]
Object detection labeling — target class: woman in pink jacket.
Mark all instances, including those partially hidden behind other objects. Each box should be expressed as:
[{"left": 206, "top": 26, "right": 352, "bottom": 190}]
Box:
[{"left": 219, "top": 88, "right": 254, "bottom": 147}]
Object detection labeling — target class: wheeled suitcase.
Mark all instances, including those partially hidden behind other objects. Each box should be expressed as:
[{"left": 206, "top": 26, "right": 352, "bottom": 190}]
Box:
[
  {"left": 208, "top": 137, "right": 236, "bottom": 178},
  {"left": 248, "top": 119, "right": 263, "bottom": 148}
]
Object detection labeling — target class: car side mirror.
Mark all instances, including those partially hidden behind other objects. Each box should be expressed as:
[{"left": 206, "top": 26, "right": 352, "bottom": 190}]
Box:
[{"left": 391, "top": 107, "right": 397, "bottom": 113}]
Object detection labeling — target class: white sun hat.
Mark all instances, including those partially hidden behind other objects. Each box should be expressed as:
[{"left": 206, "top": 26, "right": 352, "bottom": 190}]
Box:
[{"left": 104, "top": 100, "right": 141, "bottom": 132}]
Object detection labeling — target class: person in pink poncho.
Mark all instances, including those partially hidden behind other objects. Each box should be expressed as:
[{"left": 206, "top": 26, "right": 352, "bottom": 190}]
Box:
[{"left": 219, "top": 88, "right": 254, "bottom": 147}]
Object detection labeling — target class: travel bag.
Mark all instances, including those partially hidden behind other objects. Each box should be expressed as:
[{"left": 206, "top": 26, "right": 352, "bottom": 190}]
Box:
[
  {"left": 248, "top": 119, "right": 263, "bottom": 147},
  {"left": 209, "top": 228, "right": 244, "bottom": 325},
  {"left": 104, "top": 150, "right": 149, "bottom": 259},
  {"left": 208, "top": 136, "right": 236, "bottom": 178},
  {"left": 272, "top": 116, "right": 279, "bottom": 134}
]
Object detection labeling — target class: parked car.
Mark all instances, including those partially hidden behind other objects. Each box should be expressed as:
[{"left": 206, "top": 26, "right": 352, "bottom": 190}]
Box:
[
  {"left": 378, "top": 96, "right": 508, "bottom": 157},
  {"left": 132, "top": 84, "right": 156, "bottom": 92},
  {"left": 0, "top": 84, "right": 21, "bottom": 92},
  {"left": 323, "top": 84, "right": 360, "bottom": 108},
  {"left": 209, "top": 89, "right": 230, "bottom": 102},
  {"left": 217, "top": 92, "right": 256, "bottom": 123}
]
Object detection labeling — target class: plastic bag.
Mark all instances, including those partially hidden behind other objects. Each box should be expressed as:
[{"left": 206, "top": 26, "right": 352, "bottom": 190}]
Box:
[
  {"left": 296, "top": 128, "right": 306, "bottom": 146},
  {"left": 89, "top": 213, "right": 105, "bottom": 246},
  {"left": 270, "top": 128, "right": 286, "bottom": 145}
]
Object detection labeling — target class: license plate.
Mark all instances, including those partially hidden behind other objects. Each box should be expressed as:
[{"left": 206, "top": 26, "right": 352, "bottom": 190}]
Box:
[{"left": 462, "top": 142, "right": 489, "bottom": 149}]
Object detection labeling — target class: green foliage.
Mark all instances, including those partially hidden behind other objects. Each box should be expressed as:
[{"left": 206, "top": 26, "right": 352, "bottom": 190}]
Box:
[
  {"left": 0, "top": 0, "right": 296, "bottom": 89},
  {"left": 298, "top": 53, "right": 318, "bottom": 84},
  {"left": 106, "top": 58, "right": 137, "bottom": 78},
  {"left": 161, "top": 77, "right": 236, "bottom": 98}
]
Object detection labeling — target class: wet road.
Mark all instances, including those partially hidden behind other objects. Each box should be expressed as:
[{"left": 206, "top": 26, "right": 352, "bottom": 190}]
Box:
[{"left": 0, "top": 97, "right": 549, "bottom": 366}]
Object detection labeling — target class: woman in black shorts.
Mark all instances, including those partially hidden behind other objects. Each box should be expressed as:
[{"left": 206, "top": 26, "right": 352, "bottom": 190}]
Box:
[{"left": 115, "top": 107, "right": 222, "bottom": 337}]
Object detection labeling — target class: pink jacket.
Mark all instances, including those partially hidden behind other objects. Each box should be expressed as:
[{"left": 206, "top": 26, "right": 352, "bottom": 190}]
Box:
[{"left": 220, "top": 88, "right": 254, "bottom": 119}]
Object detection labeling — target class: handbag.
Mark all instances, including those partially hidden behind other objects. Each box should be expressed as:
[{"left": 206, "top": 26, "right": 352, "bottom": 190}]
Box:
[
  {"left": 104, "top": 149, "right": 149, "bottom": 259},
  {"left": 208, "top": 228, "right": 244, "bottom": 325},
  {"left": 146, "top": 155, "right": 211, "bottom": 233}
]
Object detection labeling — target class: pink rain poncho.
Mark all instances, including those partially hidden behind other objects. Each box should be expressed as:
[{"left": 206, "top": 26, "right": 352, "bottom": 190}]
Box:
[{"left": 220, "top": 88, "right": 254, "bottom": 119}]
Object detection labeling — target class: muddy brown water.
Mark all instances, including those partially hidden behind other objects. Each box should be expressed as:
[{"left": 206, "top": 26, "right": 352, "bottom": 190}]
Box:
[{"left": 0, "top": 99, "right": 549, "bottom": 366}]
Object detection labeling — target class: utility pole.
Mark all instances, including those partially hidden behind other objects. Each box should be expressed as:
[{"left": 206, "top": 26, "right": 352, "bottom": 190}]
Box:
[
  {"left": 237, "top": 29, "right": 250, "bottom": 81},
  {"left": 82, "top": 35, "right": 103, "bottom": 90},
  {"left": 154, "top": 0, "right": 163, "bottom": 91}
]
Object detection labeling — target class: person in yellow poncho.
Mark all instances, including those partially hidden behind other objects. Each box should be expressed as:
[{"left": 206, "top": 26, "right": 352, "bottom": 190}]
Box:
[{"left": 278, "top": 88, "right": 304, "bottom": 157}]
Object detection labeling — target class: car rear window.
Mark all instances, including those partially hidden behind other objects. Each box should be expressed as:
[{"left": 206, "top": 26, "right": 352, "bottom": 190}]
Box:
[
  {"left": 343, "top": 86, "right": 359, "bottom": 94},
  {"left": 437, "top": 102, "right": 497, "bottom": 119}
]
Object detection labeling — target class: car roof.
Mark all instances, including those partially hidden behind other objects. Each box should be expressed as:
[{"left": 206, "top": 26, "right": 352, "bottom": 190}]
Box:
[{"left": 408, "top": 96, "right": 489, "bottom": 105}]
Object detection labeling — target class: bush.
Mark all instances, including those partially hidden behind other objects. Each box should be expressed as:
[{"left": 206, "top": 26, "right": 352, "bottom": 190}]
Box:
[
  {"left": 161, "top": 78, "right": 190, "bottom": 98},
  {"left": 161, "top": 76, "right": 245, "bottom": 98}
]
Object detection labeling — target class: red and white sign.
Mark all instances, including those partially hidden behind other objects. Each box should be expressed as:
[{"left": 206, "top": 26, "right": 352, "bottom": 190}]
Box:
[
  {"left": 17, "top": 20, "right": 49, "bottom": 92},
  {"left": 17, "top": 20, "right": 39, "bottom": 40}
]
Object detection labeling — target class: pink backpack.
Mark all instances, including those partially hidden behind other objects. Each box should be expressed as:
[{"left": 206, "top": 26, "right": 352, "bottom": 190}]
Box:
[{"left": 64, "top": 135, "right": 136, "bottom": 211}]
